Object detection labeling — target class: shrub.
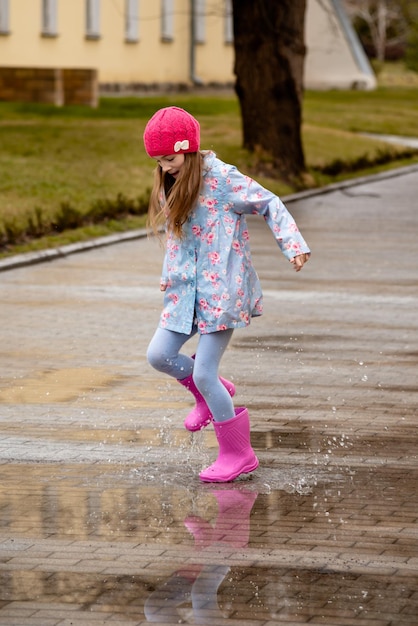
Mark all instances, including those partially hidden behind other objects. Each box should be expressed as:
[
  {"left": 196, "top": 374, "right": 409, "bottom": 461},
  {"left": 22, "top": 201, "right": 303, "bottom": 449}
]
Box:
[
  {"left": 313, "top": 147, "right": 418, "bottom": 176},
  {"left": 0, "top": 189, "right": 150, "bottom": 251},
  {"left": 405, "top": 25, "right": 418, "bottom": 72}
]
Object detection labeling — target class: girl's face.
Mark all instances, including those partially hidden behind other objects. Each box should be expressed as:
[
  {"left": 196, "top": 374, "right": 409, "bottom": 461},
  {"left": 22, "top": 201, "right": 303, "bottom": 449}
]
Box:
[{"left": 154, "top": 154, "right": 185, "bottom": 179}]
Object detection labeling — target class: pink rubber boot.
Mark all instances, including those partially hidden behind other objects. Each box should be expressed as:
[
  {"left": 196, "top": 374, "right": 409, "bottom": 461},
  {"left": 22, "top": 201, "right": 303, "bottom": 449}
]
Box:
[
  {"left": 183, "top": 515, "right": 216, "bottom": 549},
  {"left": 210, "top": 489, "right": 258, "bottom": 546},
  {"left": 199, "top": 407, "right": 259, "bottom": 482},
  {"left": 184, "top": 489, "right": 257, "bottom": 549},
  {"left": 178, "top": 374, "right": 235, "bottom": 432}
]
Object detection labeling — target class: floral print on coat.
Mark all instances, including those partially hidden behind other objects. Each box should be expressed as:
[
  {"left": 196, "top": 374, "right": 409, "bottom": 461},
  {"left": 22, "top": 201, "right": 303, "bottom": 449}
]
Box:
[{"left": 158, "top": 151, "right": 310, "bottom": 335}]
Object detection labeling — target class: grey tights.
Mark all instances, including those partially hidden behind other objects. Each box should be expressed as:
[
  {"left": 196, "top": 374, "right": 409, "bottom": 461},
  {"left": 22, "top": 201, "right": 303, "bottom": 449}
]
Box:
[{"left": 147, "top": 327, "right": 235, "bottom": 421}]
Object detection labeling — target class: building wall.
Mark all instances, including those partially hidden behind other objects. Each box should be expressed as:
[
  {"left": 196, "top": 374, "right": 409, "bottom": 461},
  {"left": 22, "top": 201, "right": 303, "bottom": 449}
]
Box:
[
  {"left": 0, "top": 0, "right": 374, "bottom": 91},
  {"left": 194, "top": 4, "right": 234, "bottom": 85},
  {"left": 305, "top": 0, "right": 376, "bottom": 90},
  {"left": 0, "top": 0, "right": 233, "bottom": 85}
]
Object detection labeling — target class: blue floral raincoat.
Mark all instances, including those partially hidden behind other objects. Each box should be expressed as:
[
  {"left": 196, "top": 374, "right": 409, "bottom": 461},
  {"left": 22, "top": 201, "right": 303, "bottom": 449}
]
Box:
[{"left": 159, "top": 151, "right": 310, "bottom": 335}]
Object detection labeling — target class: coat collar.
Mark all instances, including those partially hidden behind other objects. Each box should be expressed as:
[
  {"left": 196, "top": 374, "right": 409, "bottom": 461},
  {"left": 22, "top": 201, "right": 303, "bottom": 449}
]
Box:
[{"left": 202, "top": 150, "right": 217, "bottom": 177}]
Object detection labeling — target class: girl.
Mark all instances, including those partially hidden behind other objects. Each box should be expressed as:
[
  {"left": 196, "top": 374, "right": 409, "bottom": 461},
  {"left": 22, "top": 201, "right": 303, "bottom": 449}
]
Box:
[{"left": 143, "top": 106, "right": 310, "bottom": 483}]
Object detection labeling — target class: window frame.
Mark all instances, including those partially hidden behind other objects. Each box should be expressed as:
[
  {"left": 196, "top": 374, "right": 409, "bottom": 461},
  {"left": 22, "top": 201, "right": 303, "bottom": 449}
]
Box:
[
  {"left": 0, "top": 0, "right": 10, "bottom": 35},
  {"left": 41, "top": 0, "right": 58, "bottom": 38},
  {"left": 161, "top": 0, "right": 174, "bottom": 42},
  {"left": 224, "top": 0, "right": 233, "bottom": 44},
  {"left": 125, "top": 0, "right": 139, "bottom": 43},
  {"left": 86, "top": 0, "right": 101, "bottom": 40},
  {"left": 194, "top": 0, "right": 205, "bottom": 44}
]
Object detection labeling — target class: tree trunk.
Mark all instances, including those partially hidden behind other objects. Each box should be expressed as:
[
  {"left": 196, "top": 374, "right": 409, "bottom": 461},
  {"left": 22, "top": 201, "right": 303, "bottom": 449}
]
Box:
[
  {"left": 376, "top": 0, "right": 388, "bottom": 62},
  {"left": 232, "top": 0, "right": 307, "bottom": 182}
]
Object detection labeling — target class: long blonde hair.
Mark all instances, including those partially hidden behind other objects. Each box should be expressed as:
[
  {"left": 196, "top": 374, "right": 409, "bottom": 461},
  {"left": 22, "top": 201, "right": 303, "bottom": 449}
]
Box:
[{"left": 147, "top": 152, "right": 203, "bottom": 239}]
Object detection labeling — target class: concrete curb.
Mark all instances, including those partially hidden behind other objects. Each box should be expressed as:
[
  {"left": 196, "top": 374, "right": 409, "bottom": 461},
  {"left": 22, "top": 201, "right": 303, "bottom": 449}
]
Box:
[
  {"left": 0, "top": 228, "right": 149, "bottom": 273},
  {"left": 1, "top": 163, "right": 417, "bottom": 273},
  {"left": 282, "top": 162, "right": 418, "bottom": 204}
]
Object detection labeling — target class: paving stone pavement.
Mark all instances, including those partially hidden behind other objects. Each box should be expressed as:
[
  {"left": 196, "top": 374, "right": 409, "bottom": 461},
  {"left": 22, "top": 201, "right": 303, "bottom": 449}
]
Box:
[{"left": 0, "top": 165, "right": 417, "bottom": 625}]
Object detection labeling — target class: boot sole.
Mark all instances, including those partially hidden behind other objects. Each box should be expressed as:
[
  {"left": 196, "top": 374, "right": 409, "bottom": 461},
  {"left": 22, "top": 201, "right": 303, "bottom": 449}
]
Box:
[
  {"left": 199, "top": 457, "right": 259, "bottom": 483},
  {"left": 185, "top": 418, "right": 212, "bottom": 432}
]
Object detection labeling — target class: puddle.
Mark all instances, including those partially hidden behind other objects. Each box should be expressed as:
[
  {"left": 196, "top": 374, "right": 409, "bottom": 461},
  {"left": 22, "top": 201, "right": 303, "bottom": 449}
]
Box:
[
  {"left": 0, "top": 461, "right": 416, "bottom": 624},
  {"left": 130, "top": 463, "right": 343, "bottom": 496},
  {"left": 0, "top": 367, "right": 120, "bottom": 403},
  {"left": 0, "top": 565, "right": 417, "bottom": 624},
  {"left": 0, "top": 415, "right": 416, "bottom": 624}
]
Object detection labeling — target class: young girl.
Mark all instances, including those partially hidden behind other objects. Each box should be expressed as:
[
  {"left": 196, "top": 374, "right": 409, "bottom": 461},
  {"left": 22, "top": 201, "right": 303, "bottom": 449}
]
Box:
[{"left": 143, "top": 106, "right": 310, "bottom": 483}]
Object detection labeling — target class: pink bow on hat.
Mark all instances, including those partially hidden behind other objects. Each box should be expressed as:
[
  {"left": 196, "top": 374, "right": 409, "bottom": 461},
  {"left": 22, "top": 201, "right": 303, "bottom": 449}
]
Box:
[{"left": 174, "top": 140, "right": 190, "bottom": 152}]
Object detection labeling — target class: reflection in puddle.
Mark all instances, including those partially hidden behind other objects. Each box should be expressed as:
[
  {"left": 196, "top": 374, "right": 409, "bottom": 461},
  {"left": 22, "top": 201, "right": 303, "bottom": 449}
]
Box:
[
  {"left": 145, "top": 489, "right": 257, "bottom": 623},
  {"left": 1, "top": 460, "right": 417, "bottom": 623},
  {"left": 0, "top": 415, "right": 417, "bottom": 624},
  {"left": 1, "top": 564, "right": 416, "bottom": 624}
]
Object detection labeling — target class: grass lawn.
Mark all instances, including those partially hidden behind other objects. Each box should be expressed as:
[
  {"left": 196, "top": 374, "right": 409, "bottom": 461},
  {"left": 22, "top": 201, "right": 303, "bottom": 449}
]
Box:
[{"left": 1, "top": 69, "right": 418, "bottom": 257}]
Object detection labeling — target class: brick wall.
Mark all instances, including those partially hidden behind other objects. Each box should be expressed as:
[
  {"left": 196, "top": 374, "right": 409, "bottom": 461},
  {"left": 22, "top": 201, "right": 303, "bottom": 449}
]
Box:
[
  {"left": 0, "top": 67, "right": 98, "bottom": 107},
  {"left": 62, "top": 69, "right": 98, "bottom": 107}
]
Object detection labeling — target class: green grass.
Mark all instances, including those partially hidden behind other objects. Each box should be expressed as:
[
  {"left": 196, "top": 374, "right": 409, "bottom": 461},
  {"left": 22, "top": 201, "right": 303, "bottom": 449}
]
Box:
[
  {"left": 377, "top": 60, "right": 418, "bottom": 87},
  {"left": 0, "top": 120, "right": 150, "bottom": 215},
  {"left": 304, "top": 87, "right": 418, "bottom": 136},
  {"left": 0, "top": 95, "right": 240, "bottom": 120},
  {"left": 1, "top": 79, "right": 418, "bottom": 257}
]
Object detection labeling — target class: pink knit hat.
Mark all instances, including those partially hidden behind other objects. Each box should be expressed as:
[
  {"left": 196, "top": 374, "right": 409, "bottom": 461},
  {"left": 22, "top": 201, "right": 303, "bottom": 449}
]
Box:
[{"left": 143, "top": 106, "right": 200, "bottom": 157}]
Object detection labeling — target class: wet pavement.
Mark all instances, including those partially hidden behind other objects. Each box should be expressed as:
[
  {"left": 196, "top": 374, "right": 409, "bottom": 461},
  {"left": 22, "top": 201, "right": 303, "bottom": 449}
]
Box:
[{"left": 0, "top": 165, "right": 417, "bottom": 625}]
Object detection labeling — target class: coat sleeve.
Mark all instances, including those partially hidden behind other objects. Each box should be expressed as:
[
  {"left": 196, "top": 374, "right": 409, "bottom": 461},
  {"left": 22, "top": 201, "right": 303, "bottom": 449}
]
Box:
[{"left": 226, "top": 165, "right": 311, "bottom": 260}]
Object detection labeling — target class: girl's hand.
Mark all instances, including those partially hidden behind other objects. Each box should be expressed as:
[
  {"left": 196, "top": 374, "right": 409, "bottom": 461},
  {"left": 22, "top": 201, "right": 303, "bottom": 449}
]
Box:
[
  {"left": 290, "top": 253, "right": 310, "bottom": 272},
  {"left": 160, "top": 281, "right": 168, "bottom": 291}
]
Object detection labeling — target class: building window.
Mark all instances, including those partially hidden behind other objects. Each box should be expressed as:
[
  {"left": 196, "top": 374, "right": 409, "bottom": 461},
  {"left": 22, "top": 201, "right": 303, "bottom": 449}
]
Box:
[
  {"left": 194, "top": 0, "right": 205, "bottom": 44},
  {"left": 0, "top": 0, "right": 9, "bottom": 35},
  {"left": 41, "top": 0, "right": 58, "bottom": 37},
  {"left": 161, "top": 0, "right": 174, "bottom": 42},
  {"left": 224, "top": 0, "right": 233, "bottom": 44},
  {"left": 125, "top": 0, "right": 139, "bottom": 43},
  {"left": 86, "top": 0, "right": 100, "bottom": 39}
]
